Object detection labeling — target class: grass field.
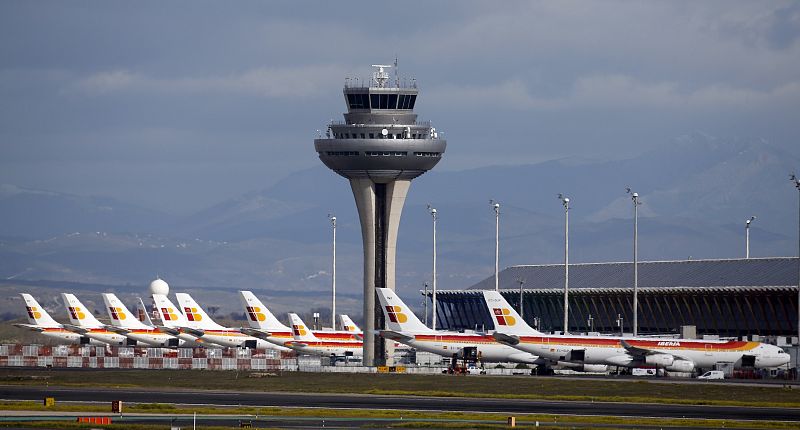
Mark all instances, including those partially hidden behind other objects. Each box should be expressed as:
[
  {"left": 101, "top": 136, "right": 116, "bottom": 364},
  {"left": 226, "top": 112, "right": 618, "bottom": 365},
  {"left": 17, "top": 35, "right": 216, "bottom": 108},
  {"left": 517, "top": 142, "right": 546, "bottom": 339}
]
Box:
[
  {"left": 2, "top": 368, "right": 800, "bottom": 408},
  {"left": 1, "top": 400, "right": 798, "bottom": 430}
]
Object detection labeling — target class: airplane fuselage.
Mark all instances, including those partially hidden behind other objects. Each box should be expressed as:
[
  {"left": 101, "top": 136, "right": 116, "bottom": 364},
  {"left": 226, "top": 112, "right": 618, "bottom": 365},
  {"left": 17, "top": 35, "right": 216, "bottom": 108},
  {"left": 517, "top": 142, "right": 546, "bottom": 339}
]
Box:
[
  {"left": 507, "top": 335, "right": 789, "bottom": 370},
  {"left": 398, "top": 332, "right": 540, "bottom": 364},
  {"left": 285, "top": 340, "right": 363, "bottom": 357}
]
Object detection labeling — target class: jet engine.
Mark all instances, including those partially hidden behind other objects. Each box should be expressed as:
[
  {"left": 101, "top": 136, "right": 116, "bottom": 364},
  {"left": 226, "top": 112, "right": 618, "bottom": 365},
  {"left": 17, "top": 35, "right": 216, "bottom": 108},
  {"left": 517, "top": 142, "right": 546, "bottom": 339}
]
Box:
[
  {"left": 666, "top": 359, "right": 694, "bottom": 373},
  {"left": 644, "top": 354, "right": 674, "bottom": 367}
]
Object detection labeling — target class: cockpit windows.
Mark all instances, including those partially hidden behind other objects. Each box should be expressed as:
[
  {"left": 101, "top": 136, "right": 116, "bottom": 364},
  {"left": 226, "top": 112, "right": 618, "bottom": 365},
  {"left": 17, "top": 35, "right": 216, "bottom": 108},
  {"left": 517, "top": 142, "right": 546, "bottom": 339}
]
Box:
[{"left": 349, "top": 93, "right": 417, "bottom": 110}]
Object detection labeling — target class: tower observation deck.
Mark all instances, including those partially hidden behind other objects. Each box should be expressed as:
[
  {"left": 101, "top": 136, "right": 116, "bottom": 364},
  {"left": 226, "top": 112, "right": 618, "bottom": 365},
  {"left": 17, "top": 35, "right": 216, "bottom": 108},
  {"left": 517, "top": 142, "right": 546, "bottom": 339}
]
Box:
[{"left": 314, "top": 64, "right": 446, "bottom": 366}]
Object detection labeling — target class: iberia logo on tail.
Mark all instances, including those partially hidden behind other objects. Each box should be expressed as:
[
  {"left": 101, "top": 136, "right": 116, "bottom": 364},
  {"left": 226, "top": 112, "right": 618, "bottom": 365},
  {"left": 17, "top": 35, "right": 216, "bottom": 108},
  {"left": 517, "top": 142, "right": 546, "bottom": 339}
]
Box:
[
  {"left": 68, "top": 306, "right": 86, "bottom": 320},
  {"left": 385, "top": 306, "right": 408, "bottom": 323},
  {"left": 492, "top": 308, "right": 516, "bottom": 326},
  {"left": 26, "top": 306, "right": 42, "bottom": 320},
  {"left": 343, "top": 324, "right": 355, "bottom": 332},
  {"left": 108, "top": 306, "right": 127, "bottom": 320},
  {"left": 246, "top": 306, "right": 266, "bottom": 322},
  {"left": 183, "top": 307, "right": 203, "bottom": 321},
  {"left": 161, "top": 307, "right": 179, "bottom": 321},
  {"left": 292, "top": 324, "right": 307, "bottom": 336}
]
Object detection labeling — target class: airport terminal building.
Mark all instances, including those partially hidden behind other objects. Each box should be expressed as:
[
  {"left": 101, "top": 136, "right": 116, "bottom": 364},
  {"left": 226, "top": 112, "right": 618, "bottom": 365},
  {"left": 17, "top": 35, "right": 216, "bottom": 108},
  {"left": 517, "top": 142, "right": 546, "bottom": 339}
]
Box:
[{"left": 433, "top": 257, "right": 799, "bottom": 341}]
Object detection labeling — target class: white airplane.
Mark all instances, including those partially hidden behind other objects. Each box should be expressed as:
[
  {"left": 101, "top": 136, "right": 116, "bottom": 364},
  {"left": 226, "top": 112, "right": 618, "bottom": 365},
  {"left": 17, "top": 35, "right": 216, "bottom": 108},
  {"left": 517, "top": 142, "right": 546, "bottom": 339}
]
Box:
[
  {"left": 237, "top": 290, "right": 362, "bottom": 348},
  {"left": 375, "top": 288, "right": 542, "bottom": 364},
  {"left": 482, "top": 290, "right": 791, "bottom": 373},
  {"left": 339, "top": 314, "right": 361, "bottom": 334},
  {"left": 14, "top": 293, "right": 102, "bottom": 345},
  {"left": 151, "top": 294, "right": 206, "bottom": 347},
  {"left": 60, "top": 293, "right": 133, "bottom": 346},
  {"left": 283, "top": 313, "right": 363, "bottom": 357},
  {"left": 175, "top": 293, "right": 290, "bottom": 352},
  {"left": 100, "top": 293, "right": 181, "bottom": 348}
]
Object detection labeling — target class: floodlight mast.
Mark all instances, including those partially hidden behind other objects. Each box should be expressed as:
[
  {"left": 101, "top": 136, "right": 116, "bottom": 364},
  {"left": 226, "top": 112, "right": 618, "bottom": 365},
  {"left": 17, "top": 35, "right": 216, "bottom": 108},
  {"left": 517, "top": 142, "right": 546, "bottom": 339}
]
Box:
[
  {"left": 428, "top": 204, "right": 438, "bottom": 331},
  {"left": 329, "top": 214, "right": 337, "bottom": 330},
  {"left": 558, "top": 194, "right": 570, "bottom": 334},
  {"left": 791, "top": 173, "right": 800, "bottom": 380},
  {"left": 745, "top": 216, "right": 756, "bottom": 259},
  {"left": 490, "top": 200, "right": 501, "bottom": 292},
  {"left": 626, "top": 188, "right": 641, "bottom": 337}
]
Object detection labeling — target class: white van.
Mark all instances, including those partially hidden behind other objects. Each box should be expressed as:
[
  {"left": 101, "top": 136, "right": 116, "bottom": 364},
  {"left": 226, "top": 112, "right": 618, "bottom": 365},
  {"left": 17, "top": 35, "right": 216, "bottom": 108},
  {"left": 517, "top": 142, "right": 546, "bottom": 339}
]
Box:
[
  {"left": 631, "top": 368, "right": 657, "bottom": 376},
  {"left": 698, "top": 370, "right": 725, "bottom": 380}
]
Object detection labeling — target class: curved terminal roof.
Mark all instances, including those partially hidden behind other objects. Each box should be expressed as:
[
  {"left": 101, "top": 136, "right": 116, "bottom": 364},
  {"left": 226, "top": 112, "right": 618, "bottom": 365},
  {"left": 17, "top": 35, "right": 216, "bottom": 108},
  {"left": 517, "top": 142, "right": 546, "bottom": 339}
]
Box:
[{"left": 440, "top": 257, "right": 799, "bottom": 295}]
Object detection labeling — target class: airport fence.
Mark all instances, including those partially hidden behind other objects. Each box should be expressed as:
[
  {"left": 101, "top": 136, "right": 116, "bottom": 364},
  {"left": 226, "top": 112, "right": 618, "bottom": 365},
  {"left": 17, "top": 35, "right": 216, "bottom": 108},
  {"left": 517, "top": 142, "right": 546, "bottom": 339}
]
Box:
[{"left": 0, "top": 344, "right": 285, "bottom": 371}]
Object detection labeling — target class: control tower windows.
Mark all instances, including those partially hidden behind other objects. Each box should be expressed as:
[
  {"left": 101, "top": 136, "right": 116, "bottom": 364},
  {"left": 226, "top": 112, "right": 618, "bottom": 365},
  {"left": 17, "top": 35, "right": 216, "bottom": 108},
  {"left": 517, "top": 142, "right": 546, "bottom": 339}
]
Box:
[
  {"left": 369, "top": 133, "right": 374, "bottom": 139},
  {"left": 397, "top": 94, "right": 416, "bottom": 110},
  {"left": 347, "top": 93, "right": 369, "bottom": 109},
  {"left": 387, "top": 94, "right": 398, "bottom": 109},
  {"left": 365, "top": 151, "right": 407, "bottom": 156},
  {"left": 360, "top": 133, "right": 366, "bottom": 139},
  {"left": 414, "top": 152, "right": 441, "bottom": 157}
]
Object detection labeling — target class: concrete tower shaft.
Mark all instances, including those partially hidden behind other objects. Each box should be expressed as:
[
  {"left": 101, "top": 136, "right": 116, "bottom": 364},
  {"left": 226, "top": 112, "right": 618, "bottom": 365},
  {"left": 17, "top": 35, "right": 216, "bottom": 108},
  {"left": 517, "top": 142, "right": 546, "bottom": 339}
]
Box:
[{"left": 314, "top": 65, "right": 446, "bottom": 365}]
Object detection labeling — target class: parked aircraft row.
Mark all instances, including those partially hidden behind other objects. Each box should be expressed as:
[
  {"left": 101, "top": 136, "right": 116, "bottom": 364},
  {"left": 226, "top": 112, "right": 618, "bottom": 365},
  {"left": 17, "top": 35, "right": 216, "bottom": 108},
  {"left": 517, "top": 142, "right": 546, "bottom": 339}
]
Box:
[
  {"left": 17, "top": 288, "right": 792, "bottom": 373},
  {"left": 374, "top": 288, "right": 791, "bottom": 373},
  {"left": 15, "top": 292, "right": 363, "bottom": 358}
]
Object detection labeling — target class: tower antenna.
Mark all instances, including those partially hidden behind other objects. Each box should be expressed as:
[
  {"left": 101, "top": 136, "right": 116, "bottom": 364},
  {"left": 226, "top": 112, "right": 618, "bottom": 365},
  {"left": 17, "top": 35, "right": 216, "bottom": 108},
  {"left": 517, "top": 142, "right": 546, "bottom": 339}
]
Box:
[{"left": 394, "top": 57, "right": 399, "bottom": 88}]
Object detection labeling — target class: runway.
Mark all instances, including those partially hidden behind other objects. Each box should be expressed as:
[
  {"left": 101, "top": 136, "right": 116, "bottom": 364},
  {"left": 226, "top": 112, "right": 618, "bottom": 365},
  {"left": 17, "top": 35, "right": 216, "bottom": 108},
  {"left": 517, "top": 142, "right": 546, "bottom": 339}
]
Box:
[{"left": 2, "top": 385, "right": 799, "bottom": 422}]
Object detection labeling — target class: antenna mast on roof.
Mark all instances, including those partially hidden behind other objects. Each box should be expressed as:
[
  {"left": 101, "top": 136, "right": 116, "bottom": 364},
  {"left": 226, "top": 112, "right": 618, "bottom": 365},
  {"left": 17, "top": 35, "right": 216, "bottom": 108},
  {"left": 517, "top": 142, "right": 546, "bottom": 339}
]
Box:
[
  {"left": 371, "top": 64, "right": 391, "bottom": 88},
  {"left": 394, "top": 57, "right": 399, "bottom": 88}
]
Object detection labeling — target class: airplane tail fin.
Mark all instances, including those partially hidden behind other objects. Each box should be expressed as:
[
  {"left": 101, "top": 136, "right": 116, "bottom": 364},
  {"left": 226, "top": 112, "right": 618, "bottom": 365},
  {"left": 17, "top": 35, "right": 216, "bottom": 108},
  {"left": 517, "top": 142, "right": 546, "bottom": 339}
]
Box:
[
  {"left": 174, "top": 293, "right": 227, "bottom": 330},
  {"left": 482, "top": 290, "right": 542, "bottom": 336},
  {"left": 375, "top": 288, "right": 432, "bottom": 334},
  {"left": 61, "top": 293, "right": 103, "bottom": 328},
  {"left": 239, "top": 291, "right": 290, "bottom": 331},
  {"left": 339, "top": 314, "right": 362, "bottom": 334},
  {"left": 152, "top": 294, "right": 186, "bottom": 327},
  {"left": 101, "top": 293, "right": 150, "bottom": 329},
  {"left": 137, "top": 297, "right": 155, "bottom": 327},
  {"left": 20, "top": 293, "right": 60, "bottom": 328},
  {"left": 288, "top": 313, "right": 319, "bottom": 342}
]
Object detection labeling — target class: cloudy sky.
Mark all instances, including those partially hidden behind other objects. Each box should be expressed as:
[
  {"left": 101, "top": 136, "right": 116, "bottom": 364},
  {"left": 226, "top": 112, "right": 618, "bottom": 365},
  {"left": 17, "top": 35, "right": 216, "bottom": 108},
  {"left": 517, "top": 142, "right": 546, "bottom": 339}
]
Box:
[{"left": 1, "top": 1, "right": 799, "bottom": 214}]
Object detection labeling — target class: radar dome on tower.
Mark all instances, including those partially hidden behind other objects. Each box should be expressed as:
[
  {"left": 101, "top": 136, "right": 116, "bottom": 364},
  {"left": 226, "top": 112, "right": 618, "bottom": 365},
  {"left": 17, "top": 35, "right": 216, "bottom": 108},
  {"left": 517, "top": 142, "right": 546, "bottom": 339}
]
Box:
[{"left": 149, "top": 278, "right": 169, "bottom": 295}]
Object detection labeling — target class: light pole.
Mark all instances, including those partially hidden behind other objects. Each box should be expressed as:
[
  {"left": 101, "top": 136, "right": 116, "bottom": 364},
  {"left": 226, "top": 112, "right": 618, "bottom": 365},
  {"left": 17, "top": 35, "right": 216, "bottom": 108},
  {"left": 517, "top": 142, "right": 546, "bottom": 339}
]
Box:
[
  {"left": 490, "top": 200, "right": 500, "bottom": 292},
  {"left": 558, "top": 194, "right": 570, "bottom": 334},
  {"left": 428, "top": 205, "right": 438, "bottom": 330},
  {"left": 791, "top": 174, "right": 800, "bottom": 379},
  {"left": 516, "top": 277, "right": 526, "bottom": 318},
  {"left": 626, "top": 188, "right": 641, "bottom": 337},
  {"left": 328, "top": 214, "right": 336, "bottom": 330},
  {"left": 745, "top": 216, "right": 756, "bottom": 259}
]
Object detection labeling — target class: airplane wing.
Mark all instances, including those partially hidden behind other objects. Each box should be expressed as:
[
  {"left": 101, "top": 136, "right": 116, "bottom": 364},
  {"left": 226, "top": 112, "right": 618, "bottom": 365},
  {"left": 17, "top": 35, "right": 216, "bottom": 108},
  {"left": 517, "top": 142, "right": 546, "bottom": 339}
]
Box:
[
  {"left": 179, "top": 326, "right": 205, "bottom": 338},
  {"left": 13, "top": 323, "right": 45, "bottom": 332},
  {"left": 491, "top": 331, "right": 520, "bottom": 346},
  {"left": 378, "top": 330, "right": 414, "bottom": 342},
  {"left": 620, "top": 339, "right": 689, "bottom": 361},
  {"left": 104, "top": 325, "right": 130, "bottom": 335},
  {"left": 239, "top": 327, "right": 273, "bottom": 341},
  {"left": 156, "top": 326, "right": 180, "bottom": 336},
  {"left": 62, "top": 324, "right": 89, "bottom": 335}
]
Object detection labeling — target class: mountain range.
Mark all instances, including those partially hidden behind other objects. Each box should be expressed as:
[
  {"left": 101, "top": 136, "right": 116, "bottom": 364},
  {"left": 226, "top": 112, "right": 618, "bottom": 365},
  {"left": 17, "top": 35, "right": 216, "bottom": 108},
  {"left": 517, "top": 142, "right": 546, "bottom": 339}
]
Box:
[{"left": 1, "top": 133, "right": 798, "bottom": 317}]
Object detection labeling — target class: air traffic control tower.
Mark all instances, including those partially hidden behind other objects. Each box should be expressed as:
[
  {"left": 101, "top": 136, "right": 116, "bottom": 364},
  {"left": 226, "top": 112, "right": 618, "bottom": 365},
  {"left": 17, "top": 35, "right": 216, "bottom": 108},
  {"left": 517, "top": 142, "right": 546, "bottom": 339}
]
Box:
[{"left": 314, "top": 64, "right": 446, "bottom": 366}]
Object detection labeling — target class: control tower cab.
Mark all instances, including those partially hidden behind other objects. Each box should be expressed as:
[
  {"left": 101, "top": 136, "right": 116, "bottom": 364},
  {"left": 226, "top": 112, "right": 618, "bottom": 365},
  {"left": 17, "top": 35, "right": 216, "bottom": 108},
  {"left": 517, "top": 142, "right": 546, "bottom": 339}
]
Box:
[{"left": 314, "top": 64, "right": 446, "bottom": 366}]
